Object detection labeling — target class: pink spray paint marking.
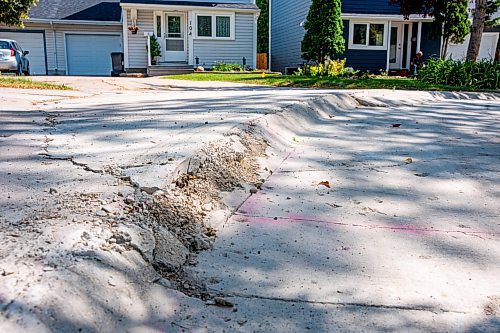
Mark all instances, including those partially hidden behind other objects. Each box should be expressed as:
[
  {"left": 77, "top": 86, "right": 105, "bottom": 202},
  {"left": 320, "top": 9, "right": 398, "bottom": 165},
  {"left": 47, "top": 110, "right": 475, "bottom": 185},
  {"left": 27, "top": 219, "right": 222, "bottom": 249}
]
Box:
[{"left": 233, "top": 213, "right": 500, "bottom": 237}]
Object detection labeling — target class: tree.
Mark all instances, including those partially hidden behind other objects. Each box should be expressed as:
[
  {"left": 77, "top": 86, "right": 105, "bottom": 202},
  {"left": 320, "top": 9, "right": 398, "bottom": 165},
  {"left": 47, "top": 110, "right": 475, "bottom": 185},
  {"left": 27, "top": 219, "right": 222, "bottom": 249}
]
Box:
[
  {"left": 256, "top": 0, "right": 269, "bottom": 54},
  {"left": 390, "top": 0, "right": 498, "bottom": 62},
  {"left": 465, "top": 0, "right": 498, "bottom": 61},
  {"left": 301, "top": 0, "right": 345, "bottom": 63},
  {"left": 0, "top": 0, "right": 38, "bottom": 27},
  {"left": 485, "top": 0, "right": 500, "bottom": 60},
  {"left": 467, "top": 0, "right": 488, "bottom": 60},
  {"left": 433, "top": 0, "right": 470, "bottom": 59},
  {"left": 389, "top": 0, "right": 434, "bottom": 19}
]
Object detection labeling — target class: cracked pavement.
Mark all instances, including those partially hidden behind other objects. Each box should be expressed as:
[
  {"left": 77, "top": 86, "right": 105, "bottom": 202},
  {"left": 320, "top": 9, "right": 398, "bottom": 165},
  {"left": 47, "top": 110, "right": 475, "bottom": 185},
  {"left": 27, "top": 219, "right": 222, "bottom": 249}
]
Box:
[{"left": 1, "top": 77, "right": 499, "bottom": 332}]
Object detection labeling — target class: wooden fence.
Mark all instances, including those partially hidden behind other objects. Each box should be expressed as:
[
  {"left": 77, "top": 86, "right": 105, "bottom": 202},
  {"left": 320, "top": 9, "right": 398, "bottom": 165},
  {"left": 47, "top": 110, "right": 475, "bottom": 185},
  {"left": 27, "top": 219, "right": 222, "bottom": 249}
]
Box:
[{"left": 257, "top": 53, "right": 268, "bottom": 70}]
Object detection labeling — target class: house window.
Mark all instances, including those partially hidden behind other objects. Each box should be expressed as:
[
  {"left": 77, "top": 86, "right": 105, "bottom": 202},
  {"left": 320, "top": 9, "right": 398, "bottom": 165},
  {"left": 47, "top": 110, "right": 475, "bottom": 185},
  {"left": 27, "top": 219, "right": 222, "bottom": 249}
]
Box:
[
  {"left": 156, "top": 15, "right": 162, "bottom": 37},
  {"left": 369, "top": 24, "right": 385, "bottom": 46},
  {"left": 353, "top": 24, "right": 367, "bottom": 45},
  {"left": 349, "top": 21, "right": 387, "bottom": 50},
  {"left": 195, "top": 13, "right": 235, "bottom": 39},
  {"left": 216, "top": 16, "right": 231, "bottom": 38},
  {"left": 197, "top": 15, "right": 212, "bottom": 37}
]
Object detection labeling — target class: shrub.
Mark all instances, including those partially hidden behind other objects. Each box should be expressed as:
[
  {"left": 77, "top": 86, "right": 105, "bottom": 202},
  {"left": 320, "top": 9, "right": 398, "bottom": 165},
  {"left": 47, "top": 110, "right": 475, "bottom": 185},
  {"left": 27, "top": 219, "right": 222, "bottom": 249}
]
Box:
[
  {"left": 295, "top": 59, "right": 353, "bottom": 78},
  {"left": 149, "top": 35, "right": 161, "bottom": 59},
  {"left": 212, "top": 62, "right": 244, "bottom": 71},
  {"left": 418, "top": 58, "right": 499, "bottom": 90}
]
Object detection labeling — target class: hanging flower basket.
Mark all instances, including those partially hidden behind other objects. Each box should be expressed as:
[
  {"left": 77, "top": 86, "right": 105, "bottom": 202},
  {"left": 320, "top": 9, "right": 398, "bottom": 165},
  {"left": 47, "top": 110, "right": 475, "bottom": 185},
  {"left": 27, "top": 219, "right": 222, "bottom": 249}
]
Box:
[{"left": 128, "top": 26, "right": 139, "bottom": 34}]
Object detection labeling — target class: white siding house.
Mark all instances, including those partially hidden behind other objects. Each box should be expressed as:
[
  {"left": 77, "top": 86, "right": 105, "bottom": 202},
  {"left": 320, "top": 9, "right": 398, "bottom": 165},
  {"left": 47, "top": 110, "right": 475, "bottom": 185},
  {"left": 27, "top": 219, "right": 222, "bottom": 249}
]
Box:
[
  {"left": 0, "top": 0, "right": 259, "bottom": 76},
  {"left": 121, "top": 0, "right": 259, "bottom": 74}
]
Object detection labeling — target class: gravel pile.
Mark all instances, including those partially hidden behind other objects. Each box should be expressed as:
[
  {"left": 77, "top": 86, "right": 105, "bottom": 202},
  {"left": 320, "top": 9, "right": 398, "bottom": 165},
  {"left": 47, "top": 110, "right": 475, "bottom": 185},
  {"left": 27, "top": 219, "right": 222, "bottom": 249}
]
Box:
[{"left": 111, "top": 129, "right": 268, "bottom": 297}]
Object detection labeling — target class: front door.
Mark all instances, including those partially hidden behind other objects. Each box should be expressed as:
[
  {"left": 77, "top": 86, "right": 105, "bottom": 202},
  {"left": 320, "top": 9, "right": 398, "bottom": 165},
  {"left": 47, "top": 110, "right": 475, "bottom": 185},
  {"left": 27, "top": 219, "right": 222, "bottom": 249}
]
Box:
[
  {"left": 165, "top": 13, "right": 186, "bottom": 62},
  {"left": 389, "top": 23, "right": 403, "bottom": 69}
]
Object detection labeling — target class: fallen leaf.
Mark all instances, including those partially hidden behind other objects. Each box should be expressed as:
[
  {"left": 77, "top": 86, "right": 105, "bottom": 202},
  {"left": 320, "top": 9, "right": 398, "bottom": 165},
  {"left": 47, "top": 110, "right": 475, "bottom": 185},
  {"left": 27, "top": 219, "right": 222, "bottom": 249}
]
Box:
[{"left": 318, "top": 181, "right": 331, "bottom": 188}]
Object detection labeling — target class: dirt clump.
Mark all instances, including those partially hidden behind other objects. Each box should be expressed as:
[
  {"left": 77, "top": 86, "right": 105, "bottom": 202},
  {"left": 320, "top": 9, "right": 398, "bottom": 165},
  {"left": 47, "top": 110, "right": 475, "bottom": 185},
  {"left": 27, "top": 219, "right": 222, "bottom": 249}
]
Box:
[{"left": 118, "top": 130, "right": 267, "bottom": 297}]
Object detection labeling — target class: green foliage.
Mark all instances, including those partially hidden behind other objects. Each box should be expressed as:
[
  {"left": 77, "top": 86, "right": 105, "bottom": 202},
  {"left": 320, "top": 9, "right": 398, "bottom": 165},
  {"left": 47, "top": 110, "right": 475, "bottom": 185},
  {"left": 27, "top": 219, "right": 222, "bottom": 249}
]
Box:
[
  {"left": 295, "top": 59, "right": 355, "bottom": 78},
  {"left": 212, "top": 62, "right": 244, "bottom": 71},
  {"left": 301, "top": 0, "right": 345, "bottom": 63},
  {"left": 0, "top": 0, "right": 38, "bottom": 27},
  {"left": 418, "top": 58, "right": 500, "bottom": 90},
  {"left": 149, "top": 35, "right": 161, "bottom": 58},
  {"left": 433, "top": 0, "right": 470, "bottom": 58},
  {"left": 486, "top": 0, "right": 500, "bottom": 27},
  {"left": 256, "top": 0, "right": 269, "bottom": 53}
]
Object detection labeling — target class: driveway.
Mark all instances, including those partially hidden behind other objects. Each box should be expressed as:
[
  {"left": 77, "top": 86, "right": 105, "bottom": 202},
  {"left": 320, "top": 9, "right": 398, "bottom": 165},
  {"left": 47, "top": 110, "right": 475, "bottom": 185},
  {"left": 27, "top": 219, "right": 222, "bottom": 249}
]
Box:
[{"left": 0, "top": 77, "right": 499, "bottom": 332}]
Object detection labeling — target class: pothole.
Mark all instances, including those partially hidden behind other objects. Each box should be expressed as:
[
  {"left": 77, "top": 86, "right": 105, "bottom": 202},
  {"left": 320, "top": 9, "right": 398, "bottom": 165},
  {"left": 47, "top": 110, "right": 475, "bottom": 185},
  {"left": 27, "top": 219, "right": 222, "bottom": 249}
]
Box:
[{"left": 110, "top": 129, "right": 268, "bottom": 299}]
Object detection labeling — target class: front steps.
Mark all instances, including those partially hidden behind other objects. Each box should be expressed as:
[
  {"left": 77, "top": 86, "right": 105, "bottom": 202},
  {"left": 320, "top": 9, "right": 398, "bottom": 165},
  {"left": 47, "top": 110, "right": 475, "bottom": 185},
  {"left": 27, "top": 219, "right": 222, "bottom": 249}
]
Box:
[{"left": 147, "top": 63, "right": 194, "bottom": 76}]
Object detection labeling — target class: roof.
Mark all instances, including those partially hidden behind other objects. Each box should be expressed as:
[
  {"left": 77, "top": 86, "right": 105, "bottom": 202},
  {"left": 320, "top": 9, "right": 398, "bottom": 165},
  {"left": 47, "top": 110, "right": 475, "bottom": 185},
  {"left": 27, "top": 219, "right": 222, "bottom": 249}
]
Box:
[
  {"left": 29, "top": 0, "right": 122, "bottom": 22},
  {"left": 120, "top": 0, "right": 259, "bottom": 10}
]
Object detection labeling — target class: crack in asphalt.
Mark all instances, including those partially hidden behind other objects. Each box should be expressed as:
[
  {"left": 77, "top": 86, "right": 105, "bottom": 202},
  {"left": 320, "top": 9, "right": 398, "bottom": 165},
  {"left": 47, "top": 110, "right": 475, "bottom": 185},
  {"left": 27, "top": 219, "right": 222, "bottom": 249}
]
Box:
[{"left": 217, "top": 292, "right": 467, "bottom": 314}]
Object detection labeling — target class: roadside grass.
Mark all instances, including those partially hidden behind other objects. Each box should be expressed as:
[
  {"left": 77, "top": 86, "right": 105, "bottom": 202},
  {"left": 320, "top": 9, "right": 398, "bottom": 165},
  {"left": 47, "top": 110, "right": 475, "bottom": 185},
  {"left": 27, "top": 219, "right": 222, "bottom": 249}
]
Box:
[
  {"left": 0, "top": 76, "right": 72, "bottom": 90},
  {"left": 166, "top": 73, "right": 496, "bottom": 92}
]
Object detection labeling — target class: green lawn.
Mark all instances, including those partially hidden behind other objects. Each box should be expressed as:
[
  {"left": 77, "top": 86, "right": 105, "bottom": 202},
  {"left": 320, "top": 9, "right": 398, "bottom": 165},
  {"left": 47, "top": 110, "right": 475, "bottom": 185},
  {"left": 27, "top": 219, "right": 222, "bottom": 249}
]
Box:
[
  {"left": 166, "top": 73, "right": 490, "bottom": 92},
  {"left": 0, "top": 76, "right": 72, "bottom": 90}
]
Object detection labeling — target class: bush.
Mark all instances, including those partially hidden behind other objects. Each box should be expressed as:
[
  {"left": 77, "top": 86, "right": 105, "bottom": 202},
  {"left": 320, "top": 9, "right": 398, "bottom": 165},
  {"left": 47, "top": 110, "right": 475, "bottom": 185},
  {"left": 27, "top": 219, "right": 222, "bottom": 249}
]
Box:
[
  {"left": 149, "top": 35, "right": 161, "bottom": 59},
  {"left": 212, "top": 62, "right": 244, "bottom": 71},
  {"left": 418, "top": 58, "right": 500, "bottom": 90},
  {"left": 295, "top": 59, "right": 354, "bottom": 78}
]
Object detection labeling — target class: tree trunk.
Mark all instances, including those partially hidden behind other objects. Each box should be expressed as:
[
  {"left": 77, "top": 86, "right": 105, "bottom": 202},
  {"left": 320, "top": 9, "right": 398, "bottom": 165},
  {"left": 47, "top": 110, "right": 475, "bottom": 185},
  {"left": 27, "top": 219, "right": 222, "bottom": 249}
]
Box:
[
  {"left": 441, "top": 37, "right": 449, "bottom": 59},
  {"left": 466, "top": 0, "right": 487, "bottom": 61},
  {"left": 496, "top": 33, "right": 500, "bottom": 61}
]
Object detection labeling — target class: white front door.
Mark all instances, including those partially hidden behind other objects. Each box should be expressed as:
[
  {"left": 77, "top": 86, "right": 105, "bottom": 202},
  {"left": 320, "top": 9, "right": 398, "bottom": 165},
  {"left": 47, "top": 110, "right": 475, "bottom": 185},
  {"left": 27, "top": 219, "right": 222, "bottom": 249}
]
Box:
[
  {"left": 164, "top": 13, "right": 186, "bottom": 62},
  {"left": 389, "top": 23, "right": 403, "bottom": 69}
]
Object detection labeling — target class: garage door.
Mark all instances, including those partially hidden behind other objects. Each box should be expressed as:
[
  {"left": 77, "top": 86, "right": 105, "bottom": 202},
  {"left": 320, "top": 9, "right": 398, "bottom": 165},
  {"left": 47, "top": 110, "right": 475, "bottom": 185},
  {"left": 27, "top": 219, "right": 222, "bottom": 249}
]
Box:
[
  {"left": 447, "top": 33, "right": 499, "bottom": 60},
  {"left": 65, "top": 34, "right": 122, "bottom": 76},
  {"left": 0, "top": 31, "right": 47, "bottom": 75}
]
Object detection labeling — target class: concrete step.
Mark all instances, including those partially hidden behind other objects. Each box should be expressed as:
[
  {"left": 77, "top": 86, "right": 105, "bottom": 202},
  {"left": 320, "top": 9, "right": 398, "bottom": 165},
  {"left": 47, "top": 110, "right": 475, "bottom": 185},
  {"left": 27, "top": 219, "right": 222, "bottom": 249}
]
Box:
[{"left": 147, "top": 67, "right": 193, "bottom": 76}]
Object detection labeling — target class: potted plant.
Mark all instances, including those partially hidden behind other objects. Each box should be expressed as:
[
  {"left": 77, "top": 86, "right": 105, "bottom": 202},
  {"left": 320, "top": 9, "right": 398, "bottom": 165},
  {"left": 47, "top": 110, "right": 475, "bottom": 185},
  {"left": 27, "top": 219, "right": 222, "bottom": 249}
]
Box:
[
  {"left": 149, "top": 35, "right": 162, "bottom": 65},
  {"left": 128, "top": 25, "right": 139, "bottom": 34}
]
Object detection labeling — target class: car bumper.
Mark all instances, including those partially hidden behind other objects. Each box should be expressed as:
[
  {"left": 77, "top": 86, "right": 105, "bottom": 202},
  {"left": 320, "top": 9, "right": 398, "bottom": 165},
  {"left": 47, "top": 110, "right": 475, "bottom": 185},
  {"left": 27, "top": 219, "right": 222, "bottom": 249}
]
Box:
[{"left": 0, "top": 58, "right": 18, "bottom": 71}]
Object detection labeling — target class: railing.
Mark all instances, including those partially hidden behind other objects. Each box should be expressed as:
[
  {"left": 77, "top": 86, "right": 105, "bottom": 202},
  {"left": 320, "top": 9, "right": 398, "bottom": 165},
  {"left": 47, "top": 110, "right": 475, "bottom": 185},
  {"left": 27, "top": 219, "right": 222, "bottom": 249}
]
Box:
[{"left": 145, "top": 32, "right": 152, "bottom": 67}]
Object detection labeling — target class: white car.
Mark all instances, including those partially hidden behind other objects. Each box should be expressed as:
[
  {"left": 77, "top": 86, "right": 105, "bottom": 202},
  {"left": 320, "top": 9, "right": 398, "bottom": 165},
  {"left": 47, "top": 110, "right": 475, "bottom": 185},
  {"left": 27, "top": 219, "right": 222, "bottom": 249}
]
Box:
[{"left": 0, "top": 39, "right": 30, "bottom": 75}]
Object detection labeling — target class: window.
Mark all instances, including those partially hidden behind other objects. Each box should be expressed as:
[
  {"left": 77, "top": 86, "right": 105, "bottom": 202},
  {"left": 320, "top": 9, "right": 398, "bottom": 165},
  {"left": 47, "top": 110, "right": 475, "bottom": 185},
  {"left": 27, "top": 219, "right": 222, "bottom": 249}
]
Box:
[
  {"left": 156, "top": 15, "right": 162, "bottom": 37},
  {"left": 369, "top": 24, "right": 385, "bottom": 46},
  {"left": 216, "top": 16, "right": 231, "bottom": 38},
  {"left": 197, "top": 15, "right": 212, "bottom": 37},
  {"left": 195, "top": 13, "right": 234, "bottom": 39},
  {"left": 349, "top": 21, "right": 387, "bottom": 50},
  {"left": 168, "top": 16, "right": 182, "bottom": 38},
  {"left": 353, "top": 24, "right": 367, "bottom": 45}
]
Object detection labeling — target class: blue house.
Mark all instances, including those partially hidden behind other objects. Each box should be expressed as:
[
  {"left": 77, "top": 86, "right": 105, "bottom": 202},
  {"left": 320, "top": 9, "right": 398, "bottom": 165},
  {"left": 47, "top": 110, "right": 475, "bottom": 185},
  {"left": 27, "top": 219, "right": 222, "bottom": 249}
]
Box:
[{"left": 270, "top": 0, "right": 441, "bottom": 74}]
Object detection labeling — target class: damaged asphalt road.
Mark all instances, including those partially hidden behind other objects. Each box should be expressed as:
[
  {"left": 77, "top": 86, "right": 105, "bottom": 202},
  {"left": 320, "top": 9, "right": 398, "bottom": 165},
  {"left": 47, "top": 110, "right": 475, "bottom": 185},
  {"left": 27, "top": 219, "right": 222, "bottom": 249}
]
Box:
[{"left": 0, "top": 78, "right": 499, "bottom": 332}]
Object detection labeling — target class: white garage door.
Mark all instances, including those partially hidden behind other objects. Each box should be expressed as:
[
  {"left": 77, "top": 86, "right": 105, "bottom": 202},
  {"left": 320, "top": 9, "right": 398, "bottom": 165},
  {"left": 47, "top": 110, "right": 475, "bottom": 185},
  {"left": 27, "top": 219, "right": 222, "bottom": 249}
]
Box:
[
  {"left": 447, "top": 32, "right": 499, "bottom": 61},
  {"left": 65, "top": 34, "right": 122, "bottom": 76},
  {"left": 0, "top": 31, "right": 47, "bottom": 75}
]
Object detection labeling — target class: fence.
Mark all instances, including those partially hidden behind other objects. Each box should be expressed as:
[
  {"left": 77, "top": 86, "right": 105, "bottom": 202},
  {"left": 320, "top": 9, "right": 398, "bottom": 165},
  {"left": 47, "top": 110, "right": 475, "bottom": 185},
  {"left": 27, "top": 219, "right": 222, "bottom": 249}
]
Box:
[{"left": 257, "top": 53, "right": 268, "bottom": 70}]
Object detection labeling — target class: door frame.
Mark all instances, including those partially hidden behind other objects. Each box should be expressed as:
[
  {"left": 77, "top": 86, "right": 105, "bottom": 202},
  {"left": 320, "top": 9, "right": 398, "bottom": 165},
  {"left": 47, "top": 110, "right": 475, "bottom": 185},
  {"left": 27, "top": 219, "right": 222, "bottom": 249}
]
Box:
[
  {"left": 164, "top": 11, "right": 187, "bottom": 63},
  {"left": 389, "top": 23, "right": 403, "bottom": 69},
  {"left": 389, "top": 22, "right": 413, "bottom": 70},
  {"left": 153, "top": 11, "right": 166, "bottom": 62}
]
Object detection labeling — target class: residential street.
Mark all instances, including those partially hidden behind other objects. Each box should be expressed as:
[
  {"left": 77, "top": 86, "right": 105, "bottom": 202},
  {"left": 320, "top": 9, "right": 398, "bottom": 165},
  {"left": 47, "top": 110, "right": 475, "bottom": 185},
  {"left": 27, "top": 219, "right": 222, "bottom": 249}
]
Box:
[{"left": 0, "top": 77, "right": 499, "bottom": 332}]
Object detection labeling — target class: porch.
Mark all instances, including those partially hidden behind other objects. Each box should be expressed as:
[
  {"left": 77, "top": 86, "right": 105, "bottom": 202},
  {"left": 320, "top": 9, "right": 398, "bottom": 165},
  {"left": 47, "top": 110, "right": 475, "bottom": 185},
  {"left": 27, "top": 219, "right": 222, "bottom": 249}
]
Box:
[
  {"left": 120, "top": 2, "right": 259, "bottom": 74},
  {"left": 147, "top": 63, "right": 193, "bottom": 76},
  {"left": 343, "top": 16, "right": 438, "bottom": 74}
]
